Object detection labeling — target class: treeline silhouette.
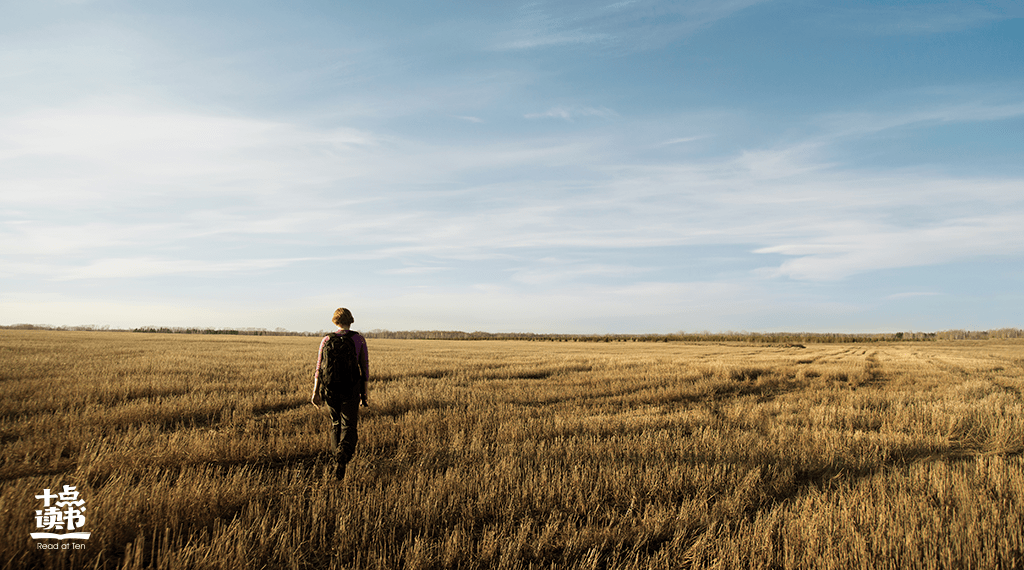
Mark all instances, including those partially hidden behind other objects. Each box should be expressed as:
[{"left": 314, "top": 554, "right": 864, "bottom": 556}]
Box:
[
  {"left": 1, "top": 324, "right": 321, "bottom": 337},
  {"left": 361, "top": 329, "right": 1024, "bottom": 343},
  {"left": 4, "top": 324, "right": 1021, "bottom": 343}
]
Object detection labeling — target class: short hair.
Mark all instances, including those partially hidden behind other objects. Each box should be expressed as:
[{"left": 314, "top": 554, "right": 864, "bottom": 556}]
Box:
[{"left": 332, "top": 307, "right": 354, "bottom": 327}]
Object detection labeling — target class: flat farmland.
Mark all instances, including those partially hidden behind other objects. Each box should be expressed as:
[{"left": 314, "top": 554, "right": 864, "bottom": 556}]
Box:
[{"left": 2, "top": 330, "right": 1023, "bottom": 569}]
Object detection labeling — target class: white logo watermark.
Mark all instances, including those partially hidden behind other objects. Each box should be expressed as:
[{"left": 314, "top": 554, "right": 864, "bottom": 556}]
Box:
[{"left": 31, "top": 485, "right": 91, "bottom": 545}]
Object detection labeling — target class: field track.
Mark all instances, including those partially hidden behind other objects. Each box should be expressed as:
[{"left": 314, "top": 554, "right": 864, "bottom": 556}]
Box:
[{"left": 2, "top": 330, "right": 1023, "bottom": 569}]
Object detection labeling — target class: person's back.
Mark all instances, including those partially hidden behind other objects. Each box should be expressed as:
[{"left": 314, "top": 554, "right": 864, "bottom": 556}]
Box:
[
  {"left": 319, "top": 330, "right": 363, "bottom": 401},
  {"left": 311, "top": 308, "right": 369, "bottom": 480}
]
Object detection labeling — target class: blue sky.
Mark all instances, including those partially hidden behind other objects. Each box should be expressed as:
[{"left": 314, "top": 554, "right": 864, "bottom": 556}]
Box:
[{"left": 1, "top": 0, "right": 1022, "bottom": 334}]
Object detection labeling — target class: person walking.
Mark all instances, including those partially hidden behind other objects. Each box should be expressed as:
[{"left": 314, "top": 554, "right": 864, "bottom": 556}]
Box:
[{"left": 311, "top": 307, "right": 369, "bottom": 480}]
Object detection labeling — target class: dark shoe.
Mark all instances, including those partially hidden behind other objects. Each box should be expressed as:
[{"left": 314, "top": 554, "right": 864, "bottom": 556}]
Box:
[{"left": 335, "top": 463, "right": 346, "bottom": 481}]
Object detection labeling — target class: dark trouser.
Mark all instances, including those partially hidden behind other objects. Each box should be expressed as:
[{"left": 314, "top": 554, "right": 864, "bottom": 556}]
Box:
[{"left": 327, "top": 399, "right": 360, "bottom": 466}]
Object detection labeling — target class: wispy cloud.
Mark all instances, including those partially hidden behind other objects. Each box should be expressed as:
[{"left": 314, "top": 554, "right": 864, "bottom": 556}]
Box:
[
  {"left": 4, "top": 92, "right": 1021, "bottom": 292},
  {"left": 492, "top": 0, "right": 771, "bottom": 52},
  {"left": 0, "top": 294, "right": 249, "bottom": 329},
  {"left": 824, "top": 3, "right": 1020, "bottom": 35},
  {"left": 496, "top": 30, "right": 611, "bottom": 51},
  {"left": 885, "top": 291, "right": 941, "bottom": 300},
  {"left": 510, "top": 259, "right": 655, "bottom": 286},
  {"left": 3, "top": 0, "right": 1021, "bottom": 333},
  {"left": 754, "top": 213, "right": 1024, "bottom": 281},
  {"left": 659, "top": 136, "right": 707, "bottom": 146},
  {"left": 817, "top": 97, "right": 1024, "bottom": 138},
  {"left": 380, "top": 266, "right": 451, "bottom": 276},
  {"left": 524, "top": 106, "right": 617, "bottom": 121},
  {"left": 0, "top": 103, "right": 382, "bottom": 206},
  {"left": 345, "top": 278, "right": 763, "bottom": 333},
  {"left": 57, "top": 257, "right": 304, "bottom": 281}
]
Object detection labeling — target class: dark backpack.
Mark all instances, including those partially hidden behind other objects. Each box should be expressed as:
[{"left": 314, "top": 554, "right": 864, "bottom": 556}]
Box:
[{"left": 319, "top": 331, "right": 362, "bottom": 401}]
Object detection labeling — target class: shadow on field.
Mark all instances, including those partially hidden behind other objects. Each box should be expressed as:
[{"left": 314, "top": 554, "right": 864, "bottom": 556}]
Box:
[
  {"left": 76, "top": 450, "right": 332, "bottom": 489},
  {"left": 365, "top": 400, "right": 459, "bottom": 419},
  {"left": 0, "top": 460, "right": 78, "bottom": 482},
  {"left": 1, "top": 446, "right": 331, "bottom": 487},
  {"left": 763, "top": 444, "right": 1023, "bottom": 513},
  {"left": 199, "top": 450, "right": 329, "bottom": 474},
  {"left": 251, "top": 399, "right": 308, "bottom": 417}
]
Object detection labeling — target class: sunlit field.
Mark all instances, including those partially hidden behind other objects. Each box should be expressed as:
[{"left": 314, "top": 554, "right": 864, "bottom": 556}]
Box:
[{"left": 2, "top": 330, "right": 1023, "bottom": 569}]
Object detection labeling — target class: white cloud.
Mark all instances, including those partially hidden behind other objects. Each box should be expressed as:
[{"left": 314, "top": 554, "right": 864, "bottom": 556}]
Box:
[
  {"left": 660, "top": 136, "right": 706, "bottom": 146},
  {"left": 885, "top": 292, "right": 941, "bottom": 300},
  {"left": 57, "top": 257, "right": 303, "bottom": 280},
  {"left": 4, "top": 95, "right": 1021, "bottom": 290},
  {"left": 349, "top": 279, "right": 763, "bottom": 333},
  {"left": 510, "top": 261, "right": 654, "bottom": 286},
  {"left": 826, "top": 3, "right": 1019, "bottom": 35},
  {"left": 524, "top": 106, "right": 617, "bottom": 121},
  {"left": 0, "top": 293, "right": 269, "bottom": 330},
  {"left": 2, "top": 0, "right": 1021, "bottom": 333},
  {"left": 497, "top": 30, "right": 611, "bottom": 51},
  {"left": 2, "top": 68, "right": 1022, "bottom": 336},
  {"left": 0, "top": 103, "right": 382, "bottom": 206},
  {"left": 755, "top": 213, "right": 1024, "bottom": 281},
  {"left": 380, "top": 266, "right": 451, "bottom": 276},
  {"left": 817, "top": 98, "right": 1024, "bottom": 139},
  {"left": 732, "top": 144, "right": 834, "bottom": 180},
  {"left": 492, "top": 0, "right": 771, "bottom": 52}
]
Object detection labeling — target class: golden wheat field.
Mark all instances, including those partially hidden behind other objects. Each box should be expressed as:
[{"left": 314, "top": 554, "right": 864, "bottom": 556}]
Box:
[{"left": 1, "top": 330, "right": 1023, "bottom": 569}]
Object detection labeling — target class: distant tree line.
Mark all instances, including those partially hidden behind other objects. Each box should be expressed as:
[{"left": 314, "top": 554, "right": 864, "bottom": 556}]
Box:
[
  {"left": 129, "top": 326, "right": 325, "bottom": 337},
  {"left": 2, "top": 324, "right": 1021, "bottom": 342},
  {"left": 361, "top": 329, "right": 1024, "bottom": 343},
  {"left": 0, "top": 321, "right": 319, "bottom": 335}
]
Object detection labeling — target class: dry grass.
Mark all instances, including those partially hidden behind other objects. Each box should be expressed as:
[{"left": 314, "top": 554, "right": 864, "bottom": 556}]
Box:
[{"left": 2, "top": 331, "right": 1023, "bottom": 569}]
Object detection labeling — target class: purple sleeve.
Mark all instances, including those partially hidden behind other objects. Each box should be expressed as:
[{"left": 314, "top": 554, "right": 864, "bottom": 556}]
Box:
[
  {"left": 355, "top": 334, "right": 370, "bottom": 386},
  {"left": 313, "top": 335, "right": 329, "bottom": 381}
]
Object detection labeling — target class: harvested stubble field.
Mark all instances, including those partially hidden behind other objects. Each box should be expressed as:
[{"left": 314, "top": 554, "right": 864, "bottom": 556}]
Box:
[{"left": 2, "top": 330, "right": 1023, "bottom": 570}]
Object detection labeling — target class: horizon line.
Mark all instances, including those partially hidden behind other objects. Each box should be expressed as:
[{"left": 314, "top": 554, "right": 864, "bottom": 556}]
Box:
[{"left": 3, "top": 323, "right": 1022, "bottom": 339}]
